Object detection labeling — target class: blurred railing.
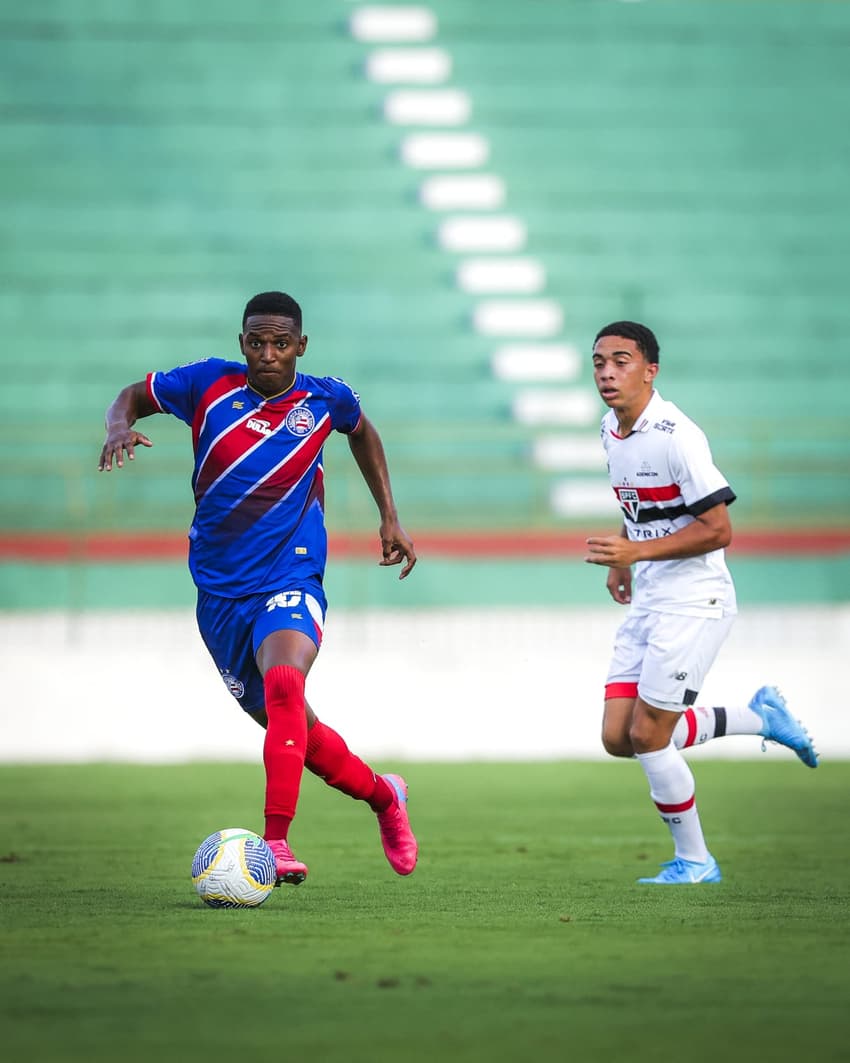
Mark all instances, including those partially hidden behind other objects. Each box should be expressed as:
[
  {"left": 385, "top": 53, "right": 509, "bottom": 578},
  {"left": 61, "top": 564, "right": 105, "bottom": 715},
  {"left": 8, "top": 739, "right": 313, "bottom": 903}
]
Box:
[{"left": 0, "top": 415, "right": 848, "bottom": 537}]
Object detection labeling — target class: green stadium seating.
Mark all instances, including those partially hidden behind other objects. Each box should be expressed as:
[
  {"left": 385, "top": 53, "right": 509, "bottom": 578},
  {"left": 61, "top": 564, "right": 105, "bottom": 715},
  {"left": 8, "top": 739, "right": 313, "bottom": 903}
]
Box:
[{"left": 1, "top": 0, "right": 848, "bottom": 547}]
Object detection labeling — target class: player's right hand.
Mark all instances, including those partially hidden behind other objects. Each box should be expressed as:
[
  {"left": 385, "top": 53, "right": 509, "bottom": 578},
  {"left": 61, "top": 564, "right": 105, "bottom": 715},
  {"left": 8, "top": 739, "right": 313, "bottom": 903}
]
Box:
[
  {"left": 378, "top": 519, "right": 417, "bottom": 579},
  {"left": 98, "top": 429, "right": 153, "bottom": 471},
  {"left": 606, "top": 566, "right": 632, "bottom": 605}
]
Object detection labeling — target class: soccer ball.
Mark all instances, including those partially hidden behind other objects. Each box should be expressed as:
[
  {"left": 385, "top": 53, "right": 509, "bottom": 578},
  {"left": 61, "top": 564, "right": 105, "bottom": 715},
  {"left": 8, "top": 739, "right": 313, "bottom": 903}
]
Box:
[{"left": 191, "top": 828, "right": 277, "bottom": 908}]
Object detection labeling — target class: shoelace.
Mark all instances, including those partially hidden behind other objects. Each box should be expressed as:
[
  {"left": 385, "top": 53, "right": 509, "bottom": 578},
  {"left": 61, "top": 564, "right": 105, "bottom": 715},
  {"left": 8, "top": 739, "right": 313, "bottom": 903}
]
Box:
[
  {"left": 271, "top": 841, "right": 299, "bottom": 862},
  {"left": 379, "top": 804, "right": 406, "bottom": 840}
]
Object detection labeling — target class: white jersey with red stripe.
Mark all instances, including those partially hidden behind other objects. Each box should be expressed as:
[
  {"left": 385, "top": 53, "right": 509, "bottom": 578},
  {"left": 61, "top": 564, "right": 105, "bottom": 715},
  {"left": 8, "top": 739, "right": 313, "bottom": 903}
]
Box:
[{"left": 601, "top": 389, "right": 737, "bottom": 618}]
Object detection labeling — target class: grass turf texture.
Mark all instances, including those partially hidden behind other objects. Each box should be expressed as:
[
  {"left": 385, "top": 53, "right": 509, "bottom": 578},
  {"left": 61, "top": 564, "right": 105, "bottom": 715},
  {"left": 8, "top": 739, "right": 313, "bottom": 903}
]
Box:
[{"left": 1, "top": 762, "right": 848, "bottom": 1063}]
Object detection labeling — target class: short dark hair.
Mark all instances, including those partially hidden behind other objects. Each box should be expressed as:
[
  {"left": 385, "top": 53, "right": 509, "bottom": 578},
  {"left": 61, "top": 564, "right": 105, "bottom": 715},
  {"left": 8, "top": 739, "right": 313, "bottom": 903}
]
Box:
[
  {"left": 594, "top": 321, "right": 660, "bottom": 364},
  {"left": 242, "top": 291, "right": 302, "bottom": 331}
]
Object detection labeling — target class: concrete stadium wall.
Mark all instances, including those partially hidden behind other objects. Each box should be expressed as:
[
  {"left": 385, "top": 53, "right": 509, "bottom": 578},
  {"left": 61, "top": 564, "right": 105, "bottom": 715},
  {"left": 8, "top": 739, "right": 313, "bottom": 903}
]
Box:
[{"left": 3, "top": 606, "right": 847, "bottom": 764}]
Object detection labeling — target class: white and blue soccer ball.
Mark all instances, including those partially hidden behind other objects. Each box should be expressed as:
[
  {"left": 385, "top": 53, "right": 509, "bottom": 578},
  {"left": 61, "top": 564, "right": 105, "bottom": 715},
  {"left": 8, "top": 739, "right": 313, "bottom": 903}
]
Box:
[{"left": 191, "top": 828, "right": 277, "bottom": 908}]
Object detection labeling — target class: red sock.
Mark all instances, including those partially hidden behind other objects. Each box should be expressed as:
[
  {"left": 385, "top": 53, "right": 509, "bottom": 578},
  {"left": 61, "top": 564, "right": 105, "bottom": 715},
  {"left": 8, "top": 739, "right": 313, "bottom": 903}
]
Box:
[
  {"left": 305, "top": 720, "right": 394, "bottom": 813},
  {"left": 262, "top": 665, "right": 308, "bottom": 840}
]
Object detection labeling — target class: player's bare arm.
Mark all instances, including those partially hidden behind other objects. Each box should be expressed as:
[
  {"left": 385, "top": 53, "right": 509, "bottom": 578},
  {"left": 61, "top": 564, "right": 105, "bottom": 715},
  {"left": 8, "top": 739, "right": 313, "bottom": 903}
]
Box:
[
  {"left": 98, "top": 380, "right": 159, "bottom": 471},
  {"left": 586, "top": 502, "right": 731, "bottom": 568},
  {"left": 347, "top": 414, "right": 417, "bottom": 579}
]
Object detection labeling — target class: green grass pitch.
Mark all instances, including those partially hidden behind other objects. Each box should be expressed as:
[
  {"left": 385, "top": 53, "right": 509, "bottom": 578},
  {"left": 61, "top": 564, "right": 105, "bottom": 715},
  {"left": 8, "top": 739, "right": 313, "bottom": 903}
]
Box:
[{"left": 1, "top": 760, "right": 848, "bottom": 1063}]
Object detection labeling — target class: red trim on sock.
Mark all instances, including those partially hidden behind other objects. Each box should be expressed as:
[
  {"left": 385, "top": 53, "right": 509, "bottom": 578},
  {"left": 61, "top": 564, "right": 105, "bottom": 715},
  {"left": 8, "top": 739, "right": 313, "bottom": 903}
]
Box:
[
  {"left": 606, "top": 682, "right": 638, "bottom": 700},
  {"left": 655, "top": 794, "right": 696, "bottom": 814},
  {"left": 263, "top": 665, "right": 307, "bottom": 837},
  {"left": 682, "top": 708, "right": 698, "bottom": 748}
]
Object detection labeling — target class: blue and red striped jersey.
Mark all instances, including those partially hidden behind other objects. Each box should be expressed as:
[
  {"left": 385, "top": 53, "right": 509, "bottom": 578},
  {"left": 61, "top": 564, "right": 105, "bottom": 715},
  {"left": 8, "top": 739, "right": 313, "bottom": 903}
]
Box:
[{"left": 146, "top": 358, "right": 362, "bottom": 596}]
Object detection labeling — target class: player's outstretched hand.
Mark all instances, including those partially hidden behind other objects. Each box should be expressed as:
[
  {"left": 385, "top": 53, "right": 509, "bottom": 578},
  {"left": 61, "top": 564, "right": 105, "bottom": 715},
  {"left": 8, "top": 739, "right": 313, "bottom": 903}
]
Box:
[
  {"left": 379, "top": 520, "right": 417, "bottom": 579},
  {"left": 98, "top": 428, "right": 153, "bottom": 471}
]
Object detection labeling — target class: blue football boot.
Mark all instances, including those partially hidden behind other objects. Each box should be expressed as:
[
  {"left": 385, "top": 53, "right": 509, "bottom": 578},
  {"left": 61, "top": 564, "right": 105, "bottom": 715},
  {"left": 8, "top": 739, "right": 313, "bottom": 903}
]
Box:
[
  {"left": 638, "top": 855, "right": 722, "bottom": 885},
  {"left": 749, "top": 685, "right": 818, "bottom": 768}
]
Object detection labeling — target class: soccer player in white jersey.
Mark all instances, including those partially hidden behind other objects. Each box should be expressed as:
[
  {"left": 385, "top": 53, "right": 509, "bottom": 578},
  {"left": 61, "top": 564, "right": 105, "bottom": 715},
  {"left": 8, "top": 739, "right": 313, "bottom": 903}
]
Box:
[{"left": 585, "top": 321, "right": 817, "bottom": 885}]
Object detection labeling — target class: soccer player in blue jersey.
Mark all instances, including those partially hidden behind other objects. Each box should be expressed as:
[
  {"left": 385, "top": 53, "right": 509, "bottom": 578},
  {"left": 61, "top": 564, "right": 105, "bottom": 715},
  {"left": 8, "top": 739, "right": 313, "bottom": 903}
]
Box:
[
  {"left": 99, "top": 291, "right": 418, "bottom": 885},
  {"left": 585, "top": 321, "right": 817, "bottom": 885}
]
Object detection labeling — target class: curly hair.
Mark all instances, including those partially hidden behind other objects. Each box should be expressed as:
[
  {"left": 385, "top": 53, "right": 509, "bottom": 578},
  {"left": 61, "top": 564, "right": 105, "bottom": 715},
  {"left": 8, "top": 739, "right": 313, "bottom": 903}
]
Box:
[{"left": 242, "top": 292, "right": 302, "bottom": 331}]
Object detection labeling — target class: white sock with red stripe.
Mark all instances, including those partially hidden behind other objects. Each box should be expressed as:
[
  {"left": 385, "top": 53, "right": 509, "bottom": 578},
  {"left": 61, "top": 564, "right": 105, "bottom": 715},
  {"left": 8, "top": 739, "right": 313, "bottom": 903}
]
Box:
[
  {"left": 635, "top": 742, "right": 709, "bottom": 863},
  {"left": 674, "top": 704, "right": 764, "bottom": 749}
]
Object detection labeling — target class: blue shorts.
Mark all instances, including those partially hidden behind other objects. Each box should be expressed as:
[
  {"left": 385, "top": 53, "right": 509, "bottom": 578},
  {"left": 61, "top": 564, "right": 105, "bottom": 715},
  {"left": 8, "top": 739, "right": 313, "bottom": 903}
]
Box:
[{"left": 196, "top": 578, "right": 327, "bottom": 714}]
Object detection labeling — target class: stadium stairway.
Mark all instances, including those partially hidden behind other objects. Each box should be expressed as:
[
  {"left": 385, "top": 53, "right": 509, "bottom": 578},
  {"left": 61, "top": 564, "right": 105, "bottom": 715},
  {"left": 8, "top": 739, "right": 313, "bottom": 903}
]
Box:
[{"left": 1, "top": 0, "right": 848, "bottom": 556}]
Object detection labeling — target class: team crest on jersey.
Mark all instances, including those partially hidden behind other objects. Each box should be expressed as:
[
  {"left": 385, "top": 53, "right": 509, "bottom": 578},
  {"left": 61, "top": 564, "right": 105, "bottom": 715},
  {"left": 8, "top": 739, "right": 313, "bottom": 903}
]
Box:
[
  {"left": 615, "top": 486, "right": 640, "bottom": 520},
  {"left": 221, "top": 672, "right": 245, "bottom": 699},
  {"left": 284, "top": 406, "right": 315, "bottom": 436}
]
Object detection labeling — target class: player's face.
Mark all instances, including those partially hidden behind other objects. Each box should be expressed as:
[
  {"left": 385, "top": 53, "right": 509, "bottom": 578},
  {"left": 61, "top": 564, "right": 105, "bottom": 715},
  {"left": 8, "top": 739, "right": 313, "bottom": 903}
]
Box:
[
  {"left": 240, "top": 314, "right": 308, "bottom": 397},
  {"left": 592, "top": 335, "right": 658, "bottom": 416}
]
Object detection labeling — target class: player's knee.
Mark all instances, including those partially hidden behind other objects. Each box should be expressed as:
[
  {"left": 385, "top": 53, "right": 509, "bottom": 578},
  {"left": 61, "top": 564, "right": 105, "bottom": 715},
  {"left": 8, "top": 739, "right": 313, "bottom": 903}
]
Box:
[
  {"left": 601, "top": 727, "right": 634, "bottom": 758},
  {"left": 629, "top": 697, "right": 679, "bottom": 753},
  {"left": 629, "top": 715, "right": 667, "bottom": 754}
]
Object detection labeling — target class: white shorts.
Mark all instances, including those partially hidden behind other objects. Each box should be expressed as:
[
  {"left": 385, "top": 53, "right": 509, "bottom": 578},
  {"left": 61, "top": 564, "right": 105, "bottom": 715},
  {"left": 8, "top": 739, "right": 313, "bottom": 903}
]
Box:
[{"left": 605, "top": 609, "right": 735, "bottom": 712}]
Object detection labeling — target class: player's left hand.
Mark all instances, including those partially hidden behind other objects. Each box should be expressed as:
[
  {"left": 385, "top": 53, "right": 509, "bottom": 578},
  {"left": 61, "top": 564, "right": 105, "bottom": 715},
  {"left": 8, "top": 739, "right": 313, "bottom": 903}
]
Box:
[
  {"left": 379, "top": 521, "right": 417, "bottom": 579},
  {"left": 584, "top": 535, "right": 638, "bottom": 569}
]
